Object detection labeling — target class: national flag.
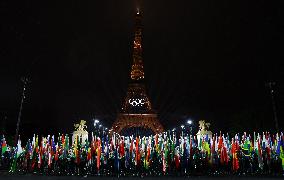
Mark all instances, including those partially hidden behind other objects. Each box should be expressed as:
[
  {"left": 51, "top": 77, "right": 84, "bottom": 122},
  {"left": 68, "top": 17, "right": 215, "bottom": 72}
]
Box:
[
  {"left": 114, "top": 147, "right": 119, "bottom": 172},
  {"left": 54, "top": 143, "right": 59, "bottom": 161},
  {"left": 96, "top": 137, "right": 101, "bottom": 170},
  {"left": 280, "top": 146, "right": 284, "bottom": 170},
  {"left": 87, "top": 147, "right": 92, "bottom": 162},
  {"left": 209, "top": 135, "right": 215, "bottom": 164},
  {"left": 130, "top": 136, "right": 134, "bottom": 158},
  {"left": 162, "top": 151, "right": 166, "bottom": 174},
  {"left": 144, "top": 138, "right": 151, "bottom": 169},
  {"left": 135, "top": 136, "right": 140, "bottom": 165},
  {"left": 48, "top": 148, "right": 52, "bottom": 168},
  {"left": 119, "top": 136, "right": 125, "bottom": 158},
  {"left": 218, "top": 133, "right": 223, "bottom": 151},
  {"left": 16, "top": 137, "right": 23, "bottom": 158},
  {"left": 164, "top": 140, "right": 169, "bottom": 171},
  {"left": 1, "top": 135, "right": 7, "bottom": 155},
  {"left": 61, "top": 134, "right": 65, "bottom": 149},
  {"left": 202, "top": 141, "right": 211, "bottom": 157},
  {"left": 38, "top": 146, "right": 42, "bottom": 169},
  {"left": 257, "top": 136, "right": 263, "bottom": 169},
  {"left": 231, "top": 139, "right": 239, "bottom": 171},
  {"left": 74, "top": 135, "right": 80, "bottom": 165},
  {"left": 174, "top": 146, "right": 180, "bottom": 169}
]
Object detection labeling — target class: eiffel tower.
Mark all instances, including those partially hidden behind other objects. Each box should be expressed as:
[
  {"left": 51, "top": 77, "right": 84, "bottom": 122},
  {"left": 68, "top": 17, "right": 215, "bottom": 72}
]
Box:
[{"left": 111, "top": 10, "right": 164, "bottom": 135}]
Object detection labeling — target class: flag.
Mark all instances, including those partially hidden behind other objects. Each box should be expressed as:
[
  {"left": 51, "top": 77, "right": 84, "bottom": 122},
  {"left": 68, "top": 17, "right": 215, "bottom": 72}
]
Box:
[
  {"left": 32, "top": 134, "right": 36, "bottom": 150},
  {"left": 1, "top": 135, "right": 7, "bottom": 155},
  {"left": 231, "top": 139, "right": 239, "bottom": 171},
  {"left": 218, "top": 133, "right": 223, "bottom": 151},
  {"left": 54, "top": 143, "right": 59, "bottom": 161},
  {"left": 280, "top": 146, "right": 284, "bottom": 171},
  {"left": 242, "top": 137, "right": 251, "bottom": 159},
  {"left": 144, "top": 138, "right": 151, "bottom": 169},
  {"left": 61, "top": 134, "right": 65, "bottom": 149},
  {"left": 114, "top": 147, "right": 119, "bottom": 172},
  {"left": 155, "top": 134, "right": 158, "bottom": 152},
  {"left": 119, "top": 137, "right": 125, "bottom": 158},
  {"left": 164, "top": 140, "right": 169, "bottom": 172},
  {"left": 130, "top": 136, "right": 134, "bottom": 158},
  {"left": 9, "top": 136, "right": 23, "bottom": 173},
  {"left": 51, "top": 135, "right": 56, "bottom": 158},
  {"left": 220, "top": 145, "right": 228, "bottom": 165},
  {"left": 162, "top": 151, "right": 166, "bottom": 174},
  {"left": 105, "top": 135, "right": 109, "bottom": 161},
  {"left": 202, "top": 141, "right": 211, "bottom": 157},
  {"left": 38, "top": 146, "right": 42, "bottom": 169},
  {"left": 48, "top": 148, "right": 52, "bottom": 168},
  {"left": 74, "top": 135, "right": 80, "bottom": 165},
  {"left": 174, "top": 146, "right": 180, "bottom": 169},
  {"left": 97, "top": 137, "right": 101, "bottom": 170},
  {"left": 9, "top": 147, "right": 17, "bottom": 173},
  {"left": 135, "top": 136, "right": 140, "bottom": 165},
  {"left": 63, "top": 134, "right": 69, "bottom": 158},
  {"left": 257, "top": 136, "right": 263, "bottom": 169},
  {"left": 16, "top": 137, "right": 23, "bottom": 158},
  {"left": 87, "top": 147, "right": 92, "bottom": 162},
  {"left": 24, "top": 139, "right": 32, "bottom": 160},
  {"left": 209, "top": 135, "right": 215, "bottom": 164}
]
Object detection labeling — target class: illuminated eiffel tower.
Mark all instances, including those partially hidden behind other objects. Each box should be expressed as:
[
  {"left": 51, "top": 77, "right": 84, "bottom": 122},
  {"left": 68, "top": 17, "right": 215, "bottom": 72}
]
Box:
[{"left": 111, "top": 10, "right": 164, "bottom": 135}]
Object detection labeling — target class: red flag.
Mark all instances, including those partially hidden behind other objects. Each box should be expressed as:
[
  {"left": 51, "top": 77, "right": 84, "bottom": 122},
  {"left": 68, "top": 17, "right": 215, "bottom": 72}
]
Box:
[
  {"left": 54, "top": 146, "right": 59, "bottom": 162},
  {"left": 146, "top": 144, "right": 151, "bottom": 163},
  {"left": 87, "top": 148, "right": 92, "bottom": 161},
  {"left": 231, "top": 140, "right": 239, "bottom": 171},
  {"left": 218, "top": 134, "right": 223, "bottom": 150},
  {"left": 38, "top": 147, "right": 42, "bottom": 169},
  {"left": 130, "top": 138, "right": 134, "bottom": 156},
  {"left": 61, "top": 134, "right": 65, "bottom": 148},
  {"left": 119, "top": 137, "right": 125, "bottom": 158},
  {"left": 135, "top": 136, "right": 140, "bottom": 165},
  {"left": 221, "top": 146, "right": 228, "bottom": 165},
  {"left": 174, "top": 154, "right": 180, "bottom": 169},
  {"left": 97, "top": 138, "right": 101, "bottom": 170}
]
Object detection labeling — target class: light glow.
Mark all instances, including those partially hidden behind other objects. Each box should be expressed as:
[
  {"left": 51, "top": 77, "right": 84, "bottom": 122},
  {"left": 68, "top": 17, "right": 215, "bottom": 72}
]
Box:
[
  {"left": 94, "top": 119, "right": 99, "bottom": 124},
  {"left": 187, "top": 120, "right": 193, "bottom": 125}
]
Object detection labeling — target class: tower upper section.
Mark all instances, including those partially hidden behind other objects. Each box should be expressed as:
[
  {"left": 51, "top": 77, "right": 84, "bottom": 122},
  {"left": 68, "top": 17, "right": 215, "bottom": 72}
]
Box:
[{"left": 130, "top": 10, "right": 145, "bottom": 81}]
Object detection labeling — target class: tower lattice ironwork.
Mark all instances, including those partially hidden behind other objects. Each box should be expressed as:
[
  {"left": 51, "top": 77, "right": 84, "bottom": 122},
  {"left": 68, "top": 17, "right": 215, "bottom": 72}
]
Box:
[{"left": 111, "top": 10, "right": 164, "bottom": 135}]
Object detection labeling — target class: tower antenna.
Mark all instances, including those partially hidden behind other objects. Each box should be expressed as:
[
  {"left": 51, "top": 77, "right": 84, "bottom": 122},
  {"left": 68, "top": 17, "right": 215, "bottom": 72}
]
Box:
[{"left": 265, "top": 82, "right": 279, "bottom": 132}]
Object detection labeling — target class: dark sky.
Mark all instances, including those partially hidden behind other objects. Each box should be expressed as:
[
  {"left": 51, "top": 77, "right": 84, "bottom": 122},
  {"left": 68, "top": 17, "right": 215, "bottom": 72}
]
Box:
[{"left": 1, "top": 0, "right": 283, "bottom": 138}]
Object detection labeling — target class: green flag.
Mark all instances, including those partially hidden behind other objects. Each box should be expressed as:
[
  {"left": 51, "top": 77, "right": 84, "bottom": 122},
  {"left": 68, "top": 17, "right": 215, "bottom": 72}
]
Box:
[{"left": 1, "top": 135, "right": 7, "bottom": 155}]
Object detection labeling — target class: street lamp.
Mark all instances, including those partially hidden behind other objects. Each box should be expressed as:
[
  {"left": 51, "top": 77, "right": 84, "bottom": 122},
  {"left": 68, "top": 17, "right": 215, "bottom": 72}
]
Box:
[
  {"left": 187, "top": 119, "right": 193, "bottom": 125},
  {"left": 98, "top": 124, "right": 103, "bottom": 136},
  {"left": 93, "top": 119, "right": 100, "bottom": 136},
  {"left": 186, "top": 119, "right": 193, "bottom": 135},
  {"left": 94, "top": 119, "right": 99, "bottom": 126},
  {"left": 181, "top": 124, "right": 185, "bottom": 137}
]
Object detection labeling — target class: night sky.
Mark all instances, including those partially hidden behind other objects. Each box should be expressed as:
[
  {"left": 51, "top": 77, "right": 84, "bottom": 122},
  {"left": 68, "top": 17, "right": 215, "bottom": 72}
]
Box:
[{"left": 1, "top": 0, "right": 283, "bottom": 139}]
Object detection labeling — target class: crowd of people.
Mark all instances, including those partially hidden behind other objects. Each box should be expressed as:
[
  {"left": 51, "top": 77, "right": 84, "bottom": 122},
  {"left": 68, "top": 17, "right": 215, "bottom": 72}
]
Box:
[{"left": 1, "top": 131, "right": 284, "bottom": 176}]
